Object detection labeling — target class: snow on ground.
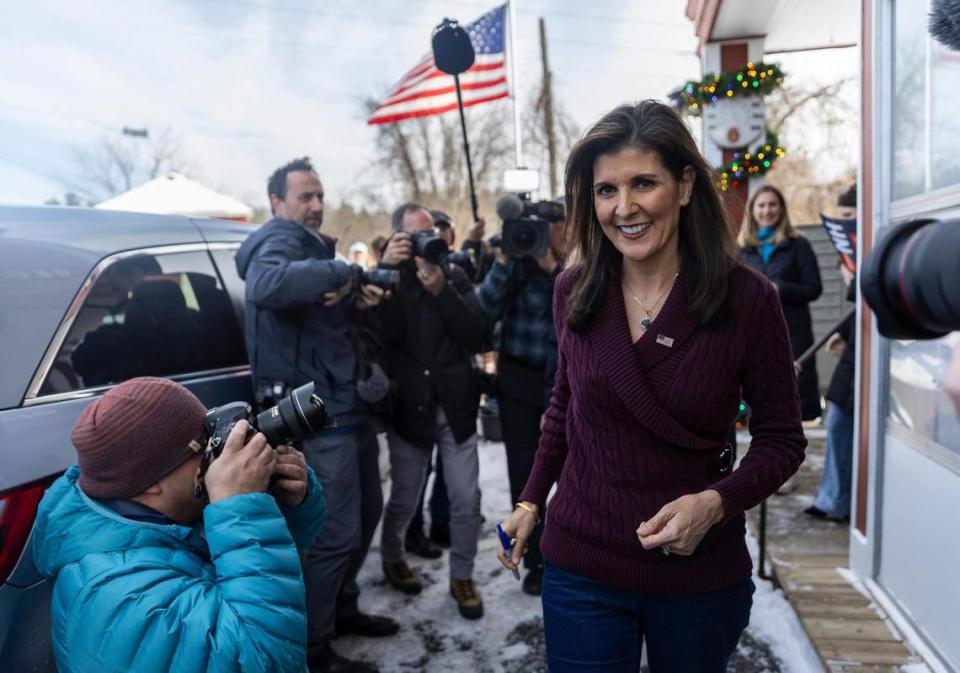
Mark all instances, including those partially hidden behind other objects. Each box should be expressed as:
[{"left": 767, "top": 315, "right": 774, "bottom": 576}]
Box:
[{"left": 334, "top": 435, "right": 826, "bottom": 673}]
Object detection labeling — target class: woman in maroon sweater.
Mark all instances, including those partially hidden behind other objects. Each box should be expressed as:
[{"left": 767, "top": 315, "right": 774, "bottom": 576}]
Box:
[{"left": 497, "top": 101, "right": 806, "bottom": 672}]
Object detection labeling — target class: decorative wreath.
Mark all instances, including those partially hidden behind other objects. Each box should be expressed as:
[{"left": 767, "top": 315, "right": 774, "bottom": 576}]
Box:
[
  {"left": 717, "top": 131, "right": 786, "bottom": 192},
  {"left": 669, "top": 62, "right": 785, "bottom": 115}
]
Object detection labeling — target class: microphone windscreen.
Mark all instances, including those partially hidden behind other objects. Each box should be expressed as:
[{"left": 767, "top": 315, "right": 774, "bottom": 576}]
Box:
[
  {"left": 931, "top": 0, "right": 960, "bottom": 51},
  {"left": 496, "top": 194, "right": 525, "bottom": 220}
]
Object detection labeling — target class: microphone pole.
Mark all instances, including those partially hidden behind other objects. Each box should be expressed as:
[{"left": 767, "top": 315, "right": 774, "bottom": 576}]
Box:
[
  {"left": 453, "top": 74, "right": 480, "bottom": 223},
  {"left": 433, "top": 17, "right": 481, "bottom": 224}
]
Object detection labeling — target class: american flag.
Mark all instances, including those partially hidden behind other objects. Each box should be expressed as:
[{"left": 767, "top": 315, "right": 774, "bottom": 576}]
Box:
[{"left": 367, "top": 4, "right": 509, "bottom": 126}]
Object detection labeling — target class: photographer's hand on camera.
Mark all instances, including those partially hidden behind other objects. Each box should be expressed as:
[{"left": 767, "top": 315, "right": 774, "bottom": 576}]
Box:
[
  {"left": 382, "top": 232, "right": 413, "bottom": 265},
  {"left": 415, "top": 257, "right": 445, "bottom": 296},
  {"left": 204, "top": 421, "right": 276, "bottom": 504},
  {"left": 323, "top": 279, "right": 353, "bottom": 307},
  {"left": 272, "top": 444, "right": 310, "bottom": 506},
  {"left": 354, "top": 284, "right": 387, "bottom": 310}
]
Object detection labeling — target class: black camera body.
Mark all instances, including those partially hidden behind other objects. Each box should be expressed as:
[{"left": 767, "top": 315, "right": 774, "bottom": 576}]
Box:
[
  {"left": 194, "top": 382, "right": 335, "bottom": 500},
  {"left": 409, "top": 230, "right": 449, "bottom": 266},
  {"left": 495, "top": 193, "right": 565, "bottom": 258},
  {"left": 860, "top": 217, "right": 960, "bottom": 339}
]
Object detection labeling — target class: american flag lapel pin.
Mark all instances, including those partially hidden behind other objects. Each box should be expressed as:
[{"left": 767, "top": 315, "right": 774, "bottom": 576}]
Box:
[{"left": 656, "top": 334, "right": 674, "bottom": 348}]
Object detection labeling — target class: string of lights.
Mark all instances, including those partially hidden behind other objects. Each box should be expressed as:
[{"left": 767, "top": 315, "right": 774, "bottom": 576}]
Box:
[{"left": 669, "top": 62, "right": 785, "bottom": 115}]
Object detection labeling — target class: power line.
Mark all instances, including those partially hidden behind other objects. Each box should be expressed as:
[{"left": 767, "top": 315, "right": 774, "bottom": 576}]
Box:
[{"left": 0, "top": 100, "right": 120, "bottom": 132}]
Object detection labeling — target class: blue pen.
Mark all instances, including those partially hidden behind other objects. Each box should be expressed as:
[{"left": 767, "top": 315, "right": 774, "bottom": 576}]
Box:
[{"left": 497, "top": 524, "right": 521, "bottom": 580}]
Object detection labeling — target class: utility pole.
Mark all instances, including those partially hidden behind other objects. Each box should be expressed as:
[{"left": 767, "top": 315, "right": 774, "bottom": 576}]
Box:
[{"left": 538, "top": 17, "right": 557, "bottom": 198}]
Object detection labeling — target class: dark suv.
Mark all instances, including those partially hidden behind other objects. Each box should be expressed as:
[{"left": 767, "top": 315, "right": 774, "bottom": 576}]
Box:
[{"left": 0, "top": 206, "right": 256, "bottom": 670}]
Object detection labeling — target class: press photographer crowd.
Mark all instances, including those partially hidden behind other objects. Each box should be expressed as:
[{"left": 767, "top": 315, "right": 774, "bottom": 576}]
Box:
[{"left": 26, "top": 101, "right": 960, "bottom": 673}]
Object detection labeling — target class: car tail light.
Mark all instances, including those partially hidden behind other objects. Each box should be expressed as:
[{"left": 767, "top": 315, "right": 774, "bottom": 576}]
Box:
[{"left": 0, "top": 478, "right": 56, "bottom": 584}]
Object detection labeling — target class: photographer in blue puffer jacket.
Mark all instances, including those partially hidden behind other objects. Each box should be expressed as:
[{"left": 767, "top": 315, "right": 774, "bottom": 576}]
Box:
[{"left": 32, "top": 377, "right": 326, "bottom": 673}]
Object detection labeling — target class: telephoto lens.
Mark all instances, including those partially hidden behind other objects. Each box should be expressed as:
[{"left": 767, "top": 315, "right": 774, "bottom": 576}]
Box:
[
  {"left": 254, "top": 382, "right": 335, "bottom": 446},
  {"left": 350, "top": 264, "right": 399, "bottom": 292},
  {"left": 860, "top": 218, "right": 960, "bottom": 339}
]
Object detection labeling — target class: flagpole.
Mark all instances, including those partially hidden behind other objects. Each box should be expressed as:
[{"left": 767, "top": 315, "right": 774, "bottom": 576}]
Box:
[{"left": 508, "top": 0, "right": 523, "bottom": 167}]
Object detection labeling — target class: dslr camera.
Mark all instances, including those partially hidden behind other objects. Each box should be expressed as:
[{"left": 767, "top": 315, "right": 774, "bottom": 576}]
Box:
[
  {"left": 860, "top": 217, "right": 960, "bottom": 339},
  {"left": 409, "top": 230, "right": 450, "bottom": 266},
  {"left": 495, "top": 193, "right": 565, "bottom": 258},
  {"left": 193, "top": 382, "right": 335, "bottom": 500}
]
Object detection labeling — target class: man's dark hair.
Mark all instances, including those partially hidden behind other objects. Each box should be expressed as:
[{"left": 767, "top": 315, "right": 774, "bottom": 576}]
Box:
[
  {"left": 267, "top": 157, "right": 317, "bottom": 212},
  {"left": 391, "top": 202, "right": 427, "bottom": 231}
]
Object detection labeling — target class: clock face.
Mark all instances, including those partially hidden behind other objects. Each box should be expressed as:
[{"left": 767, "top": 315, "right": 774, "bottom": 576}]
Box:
[{"left": 704, "top": 97, "right": 765, "bottom": 149}]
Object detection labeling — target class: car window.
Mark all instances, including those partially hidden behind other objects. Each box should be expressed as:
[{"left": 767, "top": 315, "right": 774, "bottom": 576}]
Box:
[
  {"left": 39, "top": 250, "right": 246, "bottom": 395},
  {"left": 209, "top": 247, "right": 246, "bottom": 328}
]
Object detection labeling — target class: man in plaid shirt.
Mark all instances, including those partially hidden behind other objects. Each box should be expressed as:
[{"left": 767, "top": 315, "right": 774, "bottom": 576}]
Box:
[{"left": 475, "top": 212, "right": 567, "bottom": 596}]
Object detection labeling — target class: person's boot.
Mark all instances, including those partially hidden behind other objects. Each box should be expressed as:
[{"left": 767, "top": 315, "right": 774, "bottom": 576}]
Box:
[
  {"left": 429, "top": 521, "right": 451, "bottom": 548},
  {"left": 308, "top": 643, "right": 379, "bottom": 673},
  {"left": 405, "top": 527, "right": 442, "bottom": 559},
  {"left": 522, "top": 567, "right": 543, "bottom": 596},
  {"left": 382, "top": 560, "right": 422, "bottom": 595},
  {"left": 449, "top": 578, "right": 484, "bottom": 619},
  {"left": 335, "top": 612, "right": 400, "bottom": 638}
]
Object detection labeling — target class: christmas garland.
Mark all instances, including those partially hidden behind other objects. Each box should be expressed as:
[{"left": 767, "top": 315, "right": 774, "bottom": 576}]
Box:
[
  {"left": 670, "top": 62, "right": 785, "bottom": 115},
  {"left": 717, "top": 131, "right": 786, "bottom": 192}
]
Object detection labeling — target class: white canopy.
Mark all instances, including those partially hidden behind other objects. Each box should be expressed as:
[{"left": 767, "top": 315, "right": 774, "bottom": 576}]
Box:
[{"left": 95, "top": 172, "right": 254, "bottom": 221}]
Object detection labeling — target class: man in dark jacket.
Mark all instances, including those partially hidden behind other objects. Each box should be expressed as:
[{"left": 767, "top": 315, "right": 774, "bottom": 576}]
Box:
[
  {"left": 377, "top": 203, "right": 489, "bottom": 619},
  {"left": 474, "top": 210, "right": 566, "bottom": 596},
  {"left": 235, "top": 157, "right": 394, "bottom": 673}
]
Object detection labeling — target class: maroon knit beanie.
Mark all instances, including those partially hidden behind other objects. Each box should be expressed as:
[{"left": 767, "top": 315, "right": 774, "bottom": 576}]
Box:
[{"left": 72, "top": 377, "right": 208, "bottom": 499}]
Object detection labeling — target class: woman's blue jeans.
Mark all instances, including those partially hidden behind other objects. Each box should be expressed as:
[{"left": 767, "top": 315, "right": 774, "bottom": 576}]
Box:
[
  {"left": 541, "top": 563, "right": 754, "bottom": 673},
  {"left": 813, "top": 403, "right": 854, "bottom": 518}
]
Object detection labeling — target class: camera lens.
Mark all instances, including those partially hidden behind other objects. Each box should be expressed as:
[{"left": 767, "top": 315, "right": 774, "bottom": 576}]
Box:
[
  {"left": 255, "top": 382, "right": 332, "bottom": 446},
  {"left": 861, "top": 218, "right": 960, "bottom": 339},
  {"left": 420, "top": 237, "right": 449, "bottom": 266},
  {"left": 513, "top": 223, "right": 537, "bottom": 254}
]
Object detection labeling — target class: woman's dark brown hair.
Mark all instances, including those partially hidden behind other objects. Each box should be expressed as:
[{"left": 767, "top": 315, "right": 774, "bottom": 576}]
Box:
[{"left": 564, "top": 100, "right": 737, "bottom": 331}]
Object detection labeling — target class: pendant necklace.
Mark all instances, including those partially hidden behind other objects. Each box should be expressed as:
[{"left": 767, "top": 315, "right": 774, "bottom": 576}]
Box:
[{"left": 628, "top": 272, "right": 679, "bottom": 333}]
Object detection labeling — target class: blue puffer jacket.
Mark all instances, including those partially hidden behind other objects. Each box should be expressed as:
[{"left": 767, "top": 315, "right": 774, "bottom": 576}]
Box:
[{"left": 31, "top": 465, "right": 326, "bottom": 673}]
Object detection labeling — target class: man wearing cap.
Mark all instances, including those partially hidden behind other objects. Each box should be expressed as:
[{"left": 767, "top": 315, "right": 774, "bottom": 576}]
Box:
[
  {"left": 31, "top": 377, "right": 326, "bottom": 673},
  {"left": 236, "top": 157, "right": 395, "bottom": 673}
]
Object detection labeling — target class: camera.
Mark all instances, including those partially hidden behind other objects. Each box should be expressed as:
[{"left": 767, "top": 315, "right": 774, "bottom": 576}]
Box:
[
  {"left": 409, "top": 230, "right": 449, "bottom": 266},
  {"left": 860, "top": 218, "right": 960, "bottom": 339},
  {"left": 350, "top": 264, "right": 399, "bottom": 292},
  {"left": 495, "top": 193, "right": 565, "bottom": 258},
  {"left": 193, "top": 382, "right": 335, "bottom": 500}
]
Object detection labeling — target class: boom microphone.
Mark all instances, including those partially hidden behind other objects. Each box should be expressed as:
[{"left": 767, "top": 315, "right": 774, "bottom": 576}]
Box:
[
  {"left": 496, "top": 194, "right": 525, "bottom": 220},
  {"left": 930, "top": 0, "right": 960, "bottom": 51},
  {"left": 432, "top": 18, "right": 475, "bottom": 75}
]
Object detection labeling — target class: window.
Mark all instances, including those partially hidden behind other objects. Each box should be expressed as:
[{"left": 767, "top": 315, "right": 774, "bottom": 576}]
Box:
[
  {"left": 891, "top": 0, "right": 960, "bottom": 200},
  {"left": 39, "top": 250, "right": 246, "bottom": 395},
  {"left": 888, "top": 334, "right": 960, "bottom": 457},
  {"left": 208, "top": 247, "right": 246, "bottom": 328}
]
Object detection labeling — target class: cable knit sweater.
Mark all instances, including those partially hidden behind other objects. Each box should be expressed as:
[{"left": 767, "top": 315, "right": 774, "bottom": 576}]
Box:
[{"left": 520, "top": 263, "right": 806, "bottom": 595}]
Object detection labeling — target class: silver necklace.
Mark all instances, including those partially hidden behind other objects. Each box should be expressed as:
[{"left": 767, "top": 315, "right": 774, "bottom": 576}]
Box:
[{"left": 627, "top": 272, "right": 679, "bottom": 332}]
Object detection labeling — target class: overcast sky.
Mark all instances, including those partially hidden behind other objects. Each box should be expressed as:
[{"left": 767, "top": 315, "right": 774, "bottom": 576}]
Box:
[{"left": 0, "top": 0, "right": 853, "bottom": 210}]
